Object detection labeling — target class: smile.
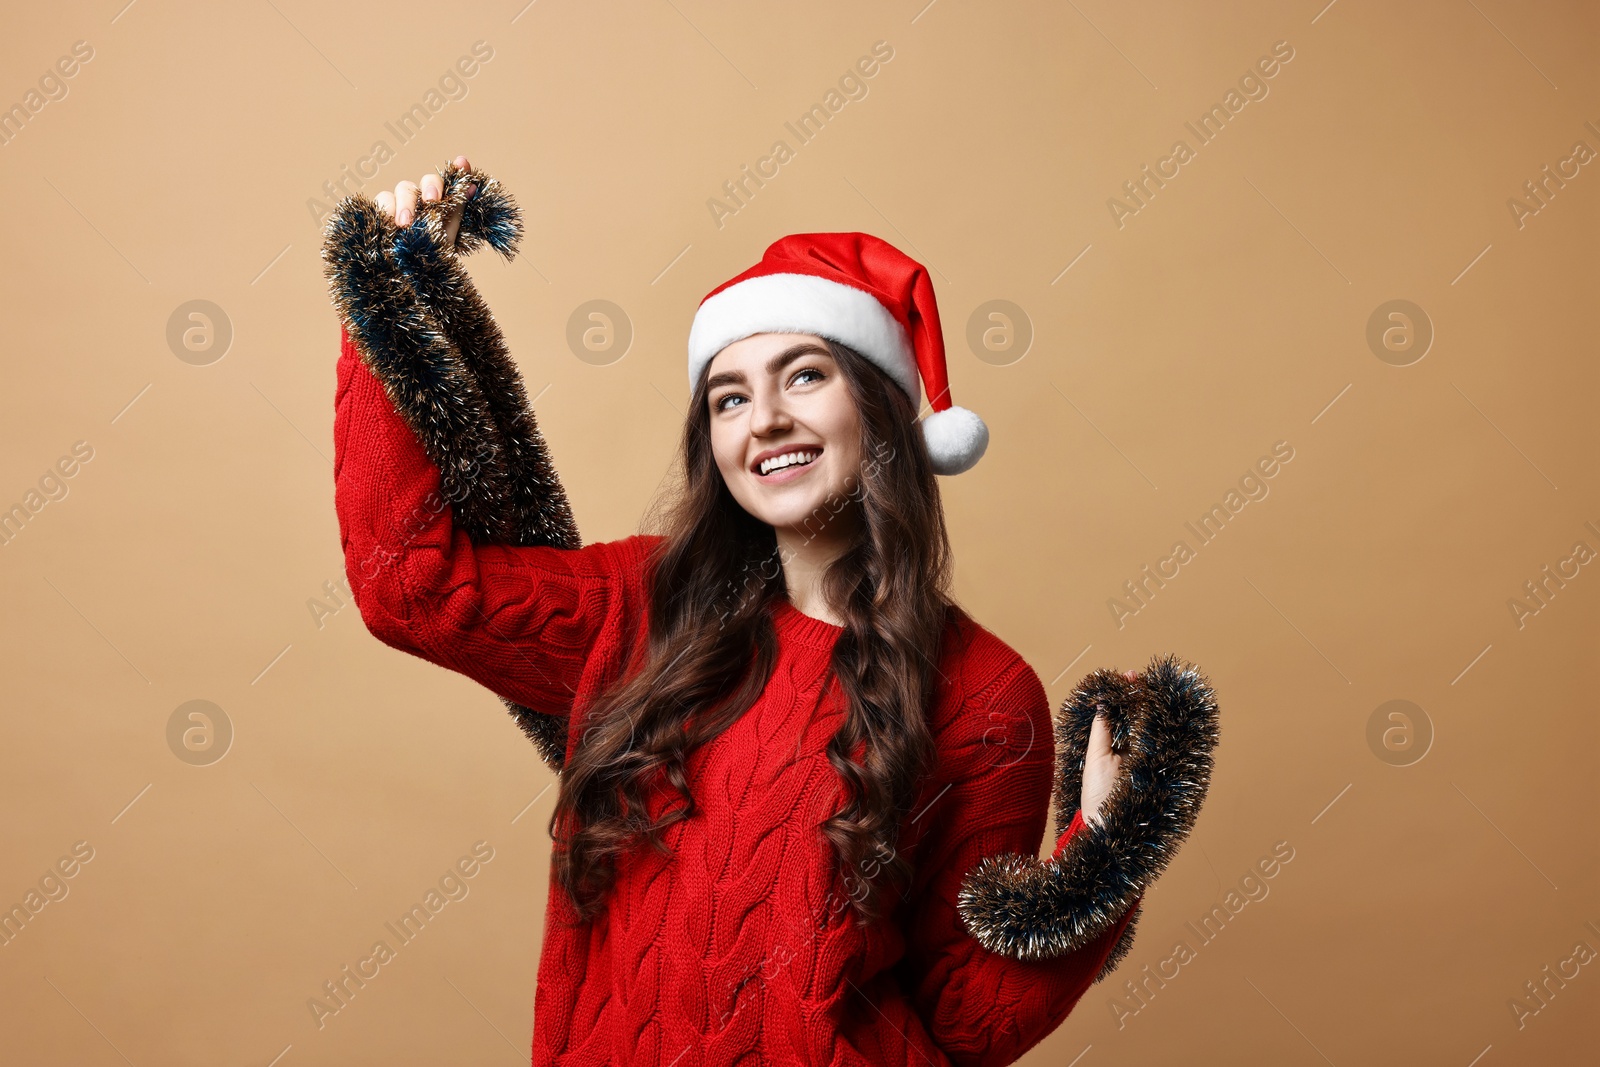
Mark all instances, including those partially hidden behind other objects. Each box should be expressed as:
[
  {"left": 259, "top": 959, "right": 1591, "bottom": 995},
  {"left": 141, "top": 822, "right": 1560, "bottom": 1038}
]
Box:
[{"left": 752, "top": 447, "right": 822, "bottom": 481}]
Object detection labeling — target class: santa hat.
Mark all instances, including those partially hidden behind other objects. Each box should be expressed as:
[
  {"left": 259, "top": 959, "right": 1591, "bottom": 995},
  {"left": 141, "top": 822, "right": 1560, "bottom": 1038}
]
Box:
[{"left": 686, "top": 232, "right": 989, "bottom": 476}]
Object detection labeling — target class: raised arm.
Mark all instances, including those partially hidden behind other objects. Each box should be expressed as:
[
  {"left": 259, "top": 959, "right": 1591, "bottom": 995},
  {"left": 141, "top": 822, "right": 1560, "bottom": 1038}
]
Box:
[{"left": 325, "top": 159, "right": 638, "bottom": 771}]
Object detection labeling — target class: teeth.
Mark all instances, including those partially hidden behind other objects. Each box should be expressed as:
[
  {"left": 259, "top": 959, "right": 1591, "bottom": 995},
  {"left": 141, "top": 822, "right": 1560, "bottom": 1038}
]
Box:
[{"left": 759, "top": 450, "right": 819, "bottom": 475}]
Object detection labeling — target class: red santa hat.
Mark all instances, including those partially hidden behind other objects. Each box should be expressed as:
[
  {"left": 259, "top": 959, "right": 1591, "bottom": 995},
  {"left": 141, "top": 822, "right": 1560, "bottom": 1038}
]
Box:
[{"left": 687, "top": 232, "right": 989, "bottom": 476}]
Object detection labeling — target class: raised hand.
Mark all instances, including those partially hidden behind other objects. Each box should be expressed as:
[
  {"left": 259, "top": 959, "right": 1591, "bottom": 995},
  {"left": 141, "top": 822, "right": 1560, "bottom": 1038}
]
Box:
[
  {"left": 374, "top": 153, "right": 478, "bottom": 244},
  {"left": 1079, "top": 669, "right": 1135, "bottom": 827}
]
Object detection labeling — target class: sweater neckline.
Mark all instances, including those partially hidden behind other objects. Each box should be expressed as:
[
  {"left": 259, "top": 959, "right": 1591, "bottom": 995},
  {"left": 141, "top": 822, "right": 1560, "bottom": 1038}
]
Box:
[{"left": 771, "top": 599, "right": 844, "bottom": 649}]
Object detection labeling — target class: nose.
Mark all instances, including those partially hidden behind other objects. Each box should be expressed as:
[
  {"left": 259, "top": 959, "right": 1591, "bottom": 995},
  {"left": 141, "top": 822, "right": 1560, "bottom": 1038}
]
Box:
[{"left": 748, "top": 382, "right": 792, "bottom": 438}]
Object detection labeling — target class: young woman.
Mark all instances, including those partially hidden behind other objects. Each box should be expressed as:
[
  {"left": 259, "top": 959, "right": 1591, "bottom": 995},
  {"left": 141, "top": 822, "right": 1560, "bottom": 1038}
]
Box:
[{"left": 324, "top": 155, "right": 1217, "bottom": 1067}]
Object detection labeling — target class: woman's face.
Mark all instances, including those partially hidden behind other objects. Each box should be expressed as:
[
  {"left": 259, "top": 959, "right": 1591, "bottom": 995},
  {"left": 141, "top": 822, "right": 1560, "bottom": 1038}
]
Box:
[{"left": 704, "top": 332, "right": 864, "bottom": 536}]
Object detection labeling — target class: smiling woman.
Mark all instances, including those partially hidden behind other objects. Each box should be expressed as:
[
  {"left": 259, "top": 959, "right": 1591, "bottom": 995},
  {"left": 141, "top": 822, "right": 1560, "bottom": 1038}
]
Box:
[
  {"left": 323, "top": 160, "right": 1218, "bottom": 1066},
  {"left": 702, "top": 334, "right": 868, "bottom": 625}
]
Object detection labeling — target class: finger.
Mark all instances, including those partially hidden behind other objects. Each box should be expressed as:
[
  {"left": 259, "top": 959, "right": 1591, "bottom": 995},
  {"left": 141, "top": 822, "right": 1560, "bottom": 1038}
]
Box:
[
  {"left": 1093, "top": 708, "right": 1126, "bottom": 765},
  {"left": 374, "top": 190, "right": 395, "bottom": 219},
  {"left": 453, "top": 155, "right": 476, "bottom": 199},
  {"left": 1088, "top": 712, "right": 1110, "bottom": 754},
  {"left": 1122, "top": 669, "right": 1138, "bottom": 681},
  {"left": 420, "top": 173, "right": 443, "bottom": 202},
  {"left": 396, "top": 181, "right": 422, "bottom": 225}
]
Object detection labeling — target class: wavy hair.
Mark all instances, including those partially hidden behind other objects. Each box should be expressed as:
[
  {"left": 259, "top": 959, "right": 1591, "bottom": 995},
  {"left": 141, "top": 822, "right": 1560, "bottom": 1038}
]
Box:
[{"left": 548, "top": 337, "right": 956, "bottom": 927}]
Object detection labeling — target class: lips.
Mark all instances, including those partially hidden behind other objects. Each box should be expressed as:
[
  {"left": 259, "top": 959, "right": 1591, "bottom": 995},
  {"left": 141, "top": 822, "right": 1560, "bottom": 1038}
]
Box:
[{"left": 750, "top": 444, "right": 824, "bottom": 477}]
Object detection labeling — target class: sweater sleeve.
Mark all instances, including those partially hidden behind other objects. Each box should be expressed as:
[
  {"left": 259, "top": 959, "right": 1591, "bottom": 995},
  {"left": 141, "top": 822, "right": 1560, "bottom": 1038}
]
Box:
[
  {"left": 333, "top": 323, "right": 645, "bottom": 719},
  {"left": 892, "top": 664, "right": 1140, "bottom": 1067}
]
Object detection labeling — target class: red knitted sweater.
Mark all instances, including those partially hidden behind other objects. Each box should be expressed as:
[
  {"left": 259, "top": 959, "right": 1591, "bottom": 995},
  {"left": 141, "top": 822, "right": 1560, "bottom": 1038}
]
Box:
[{"left": 332, "top": 328, "right": 1137, "bottom": 1066}]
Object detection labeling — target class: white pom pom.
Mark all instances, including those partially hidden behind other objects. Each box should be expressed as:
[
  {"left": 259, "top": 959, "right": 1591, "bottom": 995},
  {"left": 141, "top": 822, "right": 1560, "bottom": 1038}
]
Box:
[{"left": 920, "top": 406, "right": 989, "bottom": 476}]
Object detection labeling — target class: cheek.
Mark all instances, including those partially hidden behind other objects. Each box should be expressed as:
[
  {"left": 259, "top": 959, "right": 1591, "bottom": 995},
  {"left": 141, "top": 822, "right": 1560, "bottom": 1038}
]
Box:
[
  {"left": 708, "top": 423, "right": 741, "bottom": 477},
  {"left": 802, "top": 387, "right": 860, "bottom": 454},
  {"left": 823, "top": 412, "right": 863, "bottom": 472}
]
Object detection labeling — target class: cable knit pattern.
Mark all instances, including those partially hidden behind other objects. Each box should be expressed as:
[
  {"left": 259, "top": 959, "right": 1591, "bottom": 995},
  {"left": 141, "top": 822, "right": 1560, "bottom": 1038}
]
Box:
[{"left": 333, "top": 327, "right": 1137, "bottom": 1066}]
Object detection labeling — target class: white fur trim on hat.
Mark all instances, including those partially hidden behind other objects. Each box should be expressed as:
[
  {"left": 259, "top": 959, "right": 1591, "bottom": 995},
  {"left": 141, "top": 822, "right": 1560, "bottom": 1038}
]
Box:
[
  {"left": 687, "top": 272, "right": 920, "bottom": 403},
  {"left": 921, "top": 406, "right": 989, "bottom": 476}
]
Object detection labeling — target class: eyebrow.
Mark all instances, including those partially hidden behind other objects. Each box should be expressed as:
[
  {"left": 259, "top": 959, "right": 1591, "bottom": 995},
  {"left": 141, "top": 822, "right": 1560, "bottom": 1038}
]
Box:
[{"left": 705, "top": 342, "right": 832, "bottom": 392}]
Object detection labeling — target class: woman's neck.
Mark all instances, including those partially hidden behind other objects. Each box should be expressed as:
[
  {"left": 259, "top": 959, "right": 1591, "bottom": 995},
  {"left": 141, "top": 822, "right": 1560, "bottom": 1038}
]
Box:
[{"left": 774, "top": 506, "right": 861, "bottom": 627}]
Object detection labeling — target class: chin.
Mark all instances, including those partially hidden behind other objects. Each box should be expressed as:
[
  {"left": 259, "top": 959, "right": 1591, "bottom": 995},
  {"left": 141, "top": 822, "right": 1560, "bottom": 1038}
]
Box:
[
  {"left": 737, "top": 476, "right": 852, "bottom": 533},
  {"left": 744, "top": 496, "right": 824, "bottom": 530}
]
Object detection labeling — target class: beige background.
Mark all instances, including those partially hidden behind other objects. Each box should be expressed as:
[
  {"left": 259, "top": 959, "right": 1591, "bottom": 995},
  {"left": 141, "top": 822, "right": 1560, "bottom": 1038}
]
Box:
[{"left": 2, "top": 1, "right": 1596, "bottom": 1064}]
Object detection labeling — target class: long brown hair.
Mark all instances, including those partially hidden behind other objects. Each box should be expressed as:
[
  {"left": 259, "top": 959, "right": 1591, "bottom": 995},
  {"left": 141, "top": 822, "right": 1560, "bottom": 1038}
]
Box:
[{"left": 548, "top": 337, "right": 956, "bottom": 927}]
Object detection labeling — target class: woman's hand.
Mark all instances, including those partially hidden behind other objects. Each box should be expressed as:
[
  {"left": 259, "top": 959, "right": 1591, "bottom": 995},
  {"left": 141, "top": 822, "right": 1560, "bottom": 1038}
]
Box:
[
  {"left": 373, "top": 153, "right": 477, "bottom": 245},
  {"left": 1080, "top": 669, "right": 1134, "bottom": 828}
]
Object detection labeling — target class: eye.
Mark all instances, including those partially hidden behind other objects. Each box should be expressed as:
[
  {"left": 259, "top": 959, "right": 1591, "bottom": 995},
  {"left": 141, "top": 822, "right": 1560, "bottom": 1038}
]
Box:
[
  {"left": 790, "top": 367, "right": 825, "bottom": 387},
  {"left": 714, "top": 393, "right": 746, "bottom": 412}
]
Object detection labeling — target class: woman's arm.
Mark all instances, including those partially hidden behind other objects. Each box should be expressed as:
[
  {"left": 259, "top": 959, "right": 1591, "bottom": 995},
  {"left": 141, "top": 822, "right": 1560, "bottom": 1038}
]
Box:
[
  {"left": 894, "top": 655, "right": 1217, "bottom": 1066},
  {"left": 957, "top": 656, "right": 1218, "bottom": 964},
  {"left": 332, "top": 323, "right": 648, "bottom": 723},
  {"left": 326, "top": 160, "right": 650, "bottom": 758},
  {"left": 890, "top": 665, "right": 1140, "bottom": 1067}
]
